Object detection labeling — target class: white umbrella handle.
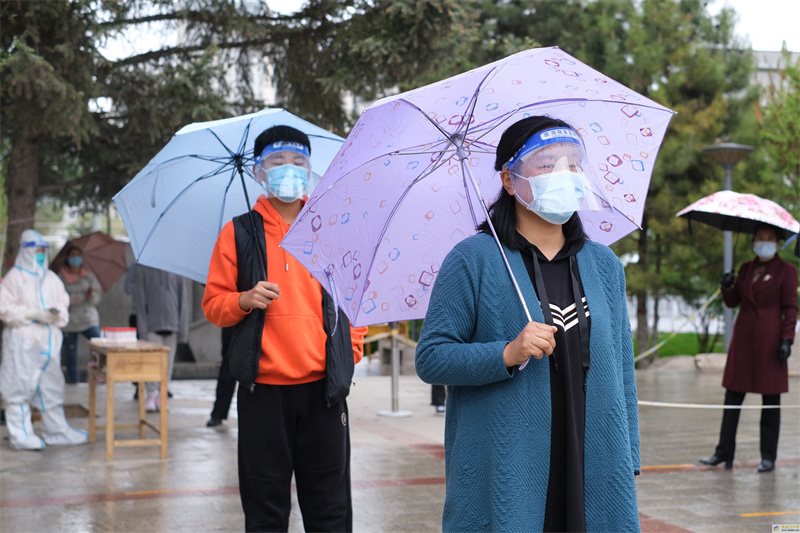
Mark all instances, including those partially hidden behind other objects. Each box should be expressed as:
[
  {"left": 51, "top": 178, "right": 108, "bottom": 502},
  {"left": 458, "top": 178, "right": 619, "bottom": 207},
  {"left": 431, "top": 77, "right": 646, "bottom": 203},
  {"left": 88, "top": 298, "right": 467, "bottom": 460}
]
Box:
[{"left": 458, "top": 153, "right": 534, "bottom": 322}]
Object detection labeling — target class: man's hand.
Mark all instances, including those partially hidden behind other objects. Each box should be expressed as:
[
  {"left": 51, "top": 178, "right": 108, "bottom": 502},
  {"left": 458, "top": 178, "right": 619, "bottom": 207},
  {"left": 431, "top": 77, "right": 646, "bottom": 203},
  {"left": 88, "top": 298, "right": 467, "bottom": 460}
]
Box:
[
  {"left": 503, "top": 321, "right": 558, "bottom": 367},
  {"left": 85, "top": 285, "right": 94, "bottom": 301},
  {"left": 238, "top": 281, "right": 280, "bottom": 311}
]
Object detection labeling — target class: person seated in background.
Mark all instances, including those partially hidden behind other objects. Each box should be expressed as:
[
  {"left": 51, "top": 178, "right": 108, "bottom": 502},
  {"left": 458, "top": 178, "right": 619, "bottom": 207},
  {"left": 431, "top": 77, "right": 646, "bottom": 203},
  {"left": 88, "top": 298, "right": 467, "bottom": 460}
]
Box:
[
  {"left": 0, "top": 229, "right": 89, "bottom": 449},
  {"left": 58, "top": 245, "right": 102, "bottom": 384}
]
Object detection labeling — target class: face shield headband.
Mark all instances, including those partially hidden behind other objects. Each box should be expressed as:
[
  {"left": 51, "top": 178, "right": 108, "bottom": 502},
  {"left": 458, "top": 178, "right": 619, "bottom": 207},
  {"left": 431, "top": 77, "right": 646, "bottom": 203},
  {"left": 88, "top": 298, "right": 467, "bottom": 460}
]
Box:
[
  {"left": 254, "top": 141, "right": 312, "bottom": 202},
  {"left": 502, "top": 127, "right": 584, "bottom": 172},
  {"left": 22, "top": 239, "right": 49, "bottom": 249},
  {"left": 254, "top": 141, "right": 310, "bottom": 166},
  {"left": 504, "top": 127, "right": 614, "bottom": 223}
]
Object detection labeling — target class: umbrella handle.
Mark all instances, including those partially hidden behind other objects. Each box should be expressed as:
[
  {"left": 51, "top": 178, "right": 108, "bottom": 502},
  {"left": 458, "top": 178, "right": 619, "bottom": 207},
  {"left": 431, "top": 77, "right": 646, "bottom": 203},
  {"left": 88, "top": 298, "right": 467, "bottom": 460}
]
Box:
[{"left": 458, "top": 158, "right": 534, "bottom": 325}]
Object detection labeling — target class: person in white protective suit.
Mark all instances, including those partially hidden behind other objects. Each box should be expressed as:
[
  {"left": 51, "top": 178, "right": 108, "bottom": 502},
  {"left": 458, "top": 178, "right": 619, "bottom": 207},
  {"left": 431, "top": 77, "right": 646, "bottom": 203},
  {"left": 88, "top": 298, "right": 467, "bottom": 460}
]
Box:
[{"left": 0, "top": 229, "right": 89, "bottom": 450}]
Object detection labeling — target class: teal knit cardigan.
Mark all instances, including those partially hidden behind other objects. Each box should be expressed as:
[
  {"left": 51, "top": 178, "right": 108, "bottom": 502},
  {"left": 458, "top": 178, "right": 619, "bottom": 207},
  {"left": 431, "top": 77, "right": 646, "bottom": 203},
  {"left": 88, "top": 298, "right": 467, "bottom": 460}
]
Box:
[{"left": 416, "top": 233, "right": 640, "bottom": 533}]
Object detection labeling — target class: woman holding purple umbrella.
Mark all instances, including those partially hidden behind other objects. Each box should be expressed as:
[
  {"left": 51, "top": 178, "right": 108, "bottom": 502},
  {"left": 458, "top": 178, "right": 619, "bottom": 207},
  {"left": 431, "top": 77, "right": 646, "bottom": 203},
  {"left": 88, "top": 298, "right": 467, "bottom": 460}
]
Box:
[
  {"left": 700, "top": 224, "right": 797, "bottom": 473},
  {"left": 416, "top": 115, "right": 640, "bottom": 532}
]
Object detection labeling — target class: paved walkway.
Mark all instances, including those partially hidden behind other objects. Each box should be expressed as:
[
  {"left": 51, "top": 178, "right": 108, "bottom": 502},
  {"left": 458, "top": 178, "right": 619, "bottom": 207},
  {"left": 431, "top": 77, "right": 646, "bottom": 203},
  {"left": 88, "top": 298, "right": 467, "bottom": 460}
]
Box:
[{"left": 1, "top": 358, "right": 798, "bottom": 532}]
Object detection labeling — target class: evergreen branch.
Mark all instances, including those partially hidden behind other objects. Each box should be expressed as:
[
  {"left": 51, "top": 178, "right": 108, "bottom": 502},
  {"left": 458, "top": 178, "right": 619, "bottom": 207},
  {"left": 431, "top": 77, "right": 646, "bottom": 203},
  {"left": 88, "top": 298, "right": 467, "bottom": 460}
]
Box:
[
  {"left": 37, "top": 178, "right": 91, "bottom": 195},
  {"left": 97, "top": 10, "right": 295, "bottom": 27},
  {"left": 111, "top": 37, "right": 277, "bottom": 67}
]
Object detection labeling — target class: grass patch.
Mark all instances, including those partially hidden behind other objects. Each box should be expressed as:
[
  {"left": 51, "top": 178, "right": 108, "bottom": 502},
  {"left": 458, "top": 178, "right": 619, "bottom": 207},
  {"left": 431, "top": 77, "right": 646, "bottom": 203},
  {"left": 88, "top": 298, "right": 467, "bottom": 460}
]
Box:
[{"left": 633, "top": 332, "right": 725, "bottom": 358}]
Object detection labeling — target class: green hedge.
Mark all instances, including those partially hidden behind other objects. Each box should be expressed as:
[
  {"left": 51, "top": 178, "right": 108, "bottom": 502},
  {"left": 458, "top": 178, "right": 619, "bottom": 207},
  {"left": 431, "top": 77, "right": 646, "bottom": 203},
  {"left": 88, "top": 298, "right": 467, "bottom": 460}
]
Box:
[{"left": 633, "top": 332, "right": 725, "bottom": 358}]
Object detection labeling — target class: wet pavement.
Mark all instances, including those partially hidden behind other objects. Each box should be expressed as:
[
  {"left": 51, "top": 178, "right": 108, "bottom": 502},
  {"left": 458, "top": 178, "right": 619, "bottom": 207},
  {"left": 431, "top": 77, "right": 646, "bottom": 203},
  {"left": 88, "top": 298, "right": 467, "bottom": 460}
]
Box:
[{"left": 1, "top": 357, "right": 798, "bottom": 532}]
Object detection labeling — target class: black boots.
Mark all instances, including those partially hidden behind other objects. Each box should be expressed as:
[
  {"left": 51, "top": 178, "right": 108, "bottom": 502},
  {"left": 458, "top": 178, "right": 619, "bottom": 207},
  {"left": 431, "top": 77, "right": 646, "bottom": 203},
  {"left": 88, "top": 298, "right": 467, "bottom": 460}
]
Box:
[
  {"left": 699, "top": 455, "right": 733, "bottom": 469},
  {"left": 757, "top": 460, "right": 775, "bottom": 473},
  {"left": 699, "top": 455, "right": 776, "bottom": 472}
]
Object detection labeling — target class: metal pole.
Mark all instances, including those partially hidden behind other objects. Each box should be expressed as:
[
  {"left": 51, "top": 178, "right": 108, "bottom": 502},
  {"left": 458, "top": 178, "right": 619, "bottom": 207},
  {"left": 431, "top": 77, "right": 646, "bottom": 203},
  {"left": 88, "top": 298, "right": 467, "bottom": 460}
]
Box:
[
  {"left": 378, "top": 322, "right": 412, "bottom": 418},
  {"left": 702, "top": 143, "right": 752, "bottom": 354},
  {"left": 391, "top": 322, "right": 400, "bottom": 411},
  {"left": 722, "top": 167, "right": 733, "bottom": 352}
]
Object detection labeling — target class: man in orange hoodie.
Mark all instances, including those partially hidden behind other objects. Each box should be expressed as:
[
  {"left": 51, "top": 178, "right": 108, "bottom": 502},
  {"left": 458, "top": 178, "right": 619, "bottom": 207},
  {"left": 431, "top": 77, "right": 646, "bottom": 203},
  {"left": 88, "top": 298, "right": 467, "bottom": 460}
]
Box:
[{"left": 203, "top": 125, "right": 367, "bottom": 532}]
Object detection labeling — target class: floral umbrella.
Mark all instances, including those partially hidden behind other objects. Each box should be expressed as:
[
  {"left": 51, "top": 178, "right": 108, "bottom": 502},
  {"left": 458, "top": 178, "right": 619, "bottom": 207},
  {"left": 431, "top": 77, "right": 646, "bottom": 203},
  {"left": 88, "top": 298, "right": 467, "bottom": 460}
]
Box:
[{"left": 676, "top": 190, "right": 800, "bottom": 256}]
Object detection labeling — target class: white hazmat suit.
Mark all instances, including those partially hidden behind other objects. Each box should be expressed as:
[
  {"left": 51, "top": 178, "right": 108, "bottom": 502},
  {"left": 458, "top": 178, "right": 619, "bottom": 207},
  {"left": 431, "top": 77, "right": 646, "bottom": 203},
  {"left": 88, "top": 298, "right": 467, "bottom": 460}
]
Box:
[{"left": 0, "top": 229, "right": 89, "bottom": 449}]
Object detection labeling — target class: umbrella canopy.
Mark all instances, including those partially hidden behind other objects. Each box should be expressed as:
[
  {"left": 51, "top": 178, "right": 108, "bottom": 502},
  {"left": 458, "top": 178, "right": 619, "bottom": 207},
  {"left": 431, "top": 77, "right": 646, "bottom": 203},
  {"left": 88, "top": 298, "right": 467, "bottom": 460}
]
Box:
[
  {"left": 50, "top": 231, "right": 127, "bottom": 292},
  {"left": 113, "top": 108, "right": 344, "bottom": 284},
  {"left": 676, "top": 190, "right": 800, "bottom": 255},
  {"left": 676, "top": 190, "right": 800, "bottom": 240},
  {"left": 281, "top": 46, "right": 675, "bottom": 327}
]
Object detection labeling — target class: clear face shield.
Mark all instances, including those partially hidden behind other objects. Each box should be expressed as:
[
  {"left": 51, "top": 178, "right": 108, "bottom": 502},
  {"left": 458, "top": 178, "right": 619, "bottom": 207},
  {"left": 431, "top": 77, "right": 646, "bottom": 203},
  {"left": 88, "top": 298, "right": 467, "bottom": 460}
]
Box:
[
  {"left": 20, "top": 229, "right": 50, "bottom": 268},
  {"left": 504, "top": 128, "right": 610, "bottom": 225},
  {"left": 254, "top": 141, "right": 312, "bottom": 203}
]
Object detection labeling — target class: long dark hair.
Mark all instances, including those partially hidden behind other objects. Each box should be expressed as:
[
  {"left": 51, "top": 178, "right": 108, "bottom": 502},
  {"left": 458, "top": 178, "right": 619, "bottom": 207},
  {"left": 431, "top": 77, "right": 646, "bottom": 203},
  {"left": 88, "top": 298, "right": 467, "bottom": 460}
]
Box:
[{"left": 477, "top": 115, "right": 587, "bottom": 251}]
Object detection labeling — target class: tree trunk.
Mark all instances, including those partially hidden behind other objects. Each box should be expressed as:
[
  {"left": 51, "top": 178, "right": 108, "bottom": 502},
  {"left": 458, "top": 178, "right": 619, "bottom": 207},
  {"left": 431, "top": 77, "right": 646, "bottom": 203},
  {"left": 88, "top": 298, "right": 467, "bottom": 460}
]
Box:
[
  {"left": 635, "top": 220, "right": 650, "bottom": 368},
  {"left": 650, "top": 295, "right": 660, "bottom": 359},
  {"left": 5, "top": 136, "right": 39, "bottom": 272},
  {"left": 649, "top": 236, "right": 662, "bottom": 361}
]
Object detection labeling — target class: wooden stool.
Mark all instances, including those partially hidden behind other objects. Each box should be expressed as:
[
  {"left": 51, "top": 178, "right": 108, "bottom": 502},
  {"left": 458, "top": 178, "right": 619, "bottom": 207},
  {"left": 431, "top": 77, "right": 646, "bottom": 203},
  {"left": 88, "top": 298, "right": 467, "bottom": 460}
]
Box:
[{"left": 88, "top": 340, "right": 170, "bottom": 460}]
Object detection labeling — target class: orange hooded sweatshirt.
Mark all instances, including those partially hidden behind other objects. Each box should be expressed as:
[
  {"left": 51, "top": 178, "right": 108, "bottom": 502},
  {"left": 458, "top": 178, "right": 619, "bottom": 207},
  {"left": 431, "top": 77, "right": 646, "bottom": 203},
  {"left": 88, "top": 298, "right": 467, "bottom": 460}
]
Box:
[{"left": 202, "top": 196, "right": 366, "bottom": 385}]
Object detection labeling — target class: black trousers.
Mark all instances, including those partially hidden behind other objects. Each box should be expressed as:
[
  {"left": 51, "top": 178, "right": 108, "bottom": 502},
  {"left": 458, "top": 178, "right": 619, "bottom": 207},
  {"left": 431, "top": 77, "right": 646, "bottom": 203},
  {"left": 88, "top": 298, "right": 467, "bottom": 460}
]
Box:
[
  {"left": 714, "top": 390, "right": 781, "bottom": 462},
  {"left": 237, "top": 379, "right": 352, "bottom": 532},
  {"left": 210, "top": 327, "right": 237, "bottom": 420},
  {"left": 431, "top": 384, "right": 446, "bottom": 407}
]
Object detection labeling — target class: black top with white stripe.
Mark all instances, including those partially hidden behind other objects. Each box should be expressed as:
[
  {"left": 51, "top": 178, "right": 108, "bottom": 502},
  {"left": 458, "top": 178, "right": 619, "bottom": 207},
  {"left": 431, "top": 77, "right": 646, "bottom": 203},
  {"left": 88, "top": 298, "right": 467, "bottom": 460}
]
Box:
[{"left": 518, "top": 230, "right": 590, "bottom": 533}]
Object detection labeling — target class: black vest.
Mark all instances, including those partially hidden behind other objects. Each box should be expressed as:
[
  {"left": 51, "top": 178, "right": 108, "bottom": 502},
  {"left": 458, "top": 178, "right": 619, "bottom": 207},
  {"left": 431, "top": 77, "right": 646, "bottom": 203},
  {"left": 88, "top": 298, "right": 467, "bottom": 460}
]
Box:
[{"left": 228, "top": 209, "right": 355, "bottom": 406}]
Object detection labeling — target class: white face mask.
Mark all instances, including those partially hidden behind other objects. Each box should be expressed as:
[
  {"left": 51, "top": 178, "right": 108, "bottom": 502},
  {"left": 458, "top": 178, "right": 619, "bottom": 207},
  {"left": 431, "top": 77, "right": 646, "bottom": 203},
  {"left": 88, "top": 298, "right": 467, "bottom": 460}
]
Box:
[
  {"left": 753, "top": 241, "right": 777, "bottom": 259},
  {"left": 514, "top": 169, "right": 586, "bottom": 225},
  {"left": 265, "top": 164, "right": 309, "bottom": 202}
]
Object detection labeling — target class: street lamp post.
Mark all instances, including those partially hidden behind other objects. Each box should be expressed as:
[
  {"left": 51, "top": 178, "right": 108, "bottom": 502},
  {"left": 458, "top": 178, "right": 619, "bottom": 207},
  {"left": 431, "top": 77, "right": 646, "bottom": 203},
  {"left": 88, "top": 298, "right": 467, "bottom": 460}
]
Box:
[{"left": 702, "top": 143, "right": 753, "bottom": 352}]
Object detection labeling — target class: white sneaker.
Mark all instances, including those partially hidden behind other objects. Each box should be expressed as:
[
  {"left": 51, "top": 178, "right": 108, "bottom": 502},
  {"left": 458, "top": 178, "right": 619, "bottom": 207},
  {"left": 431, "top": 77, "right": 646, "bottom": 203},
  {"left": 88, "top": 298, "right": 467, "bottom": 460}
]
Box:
[{"left": 145, "top": 392, "right": 159, "bottom": 412}]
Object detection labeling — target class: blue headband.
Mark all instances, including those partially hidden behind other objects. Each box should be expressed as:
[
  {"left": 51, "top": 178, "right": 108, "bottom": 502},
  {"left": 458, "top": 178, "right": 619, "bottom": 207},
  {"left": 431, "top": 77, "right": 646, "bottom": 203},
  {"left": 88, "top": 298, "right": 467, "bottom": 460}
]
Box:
[
  {"left": 22, "top": 241, "right": 48, "bottom": 249},
  {"left": 504, "top": 127, "right": 583, "bottom": 170},
  {"left": 254, "top": 141, "right": 310, "bottom": 165}
]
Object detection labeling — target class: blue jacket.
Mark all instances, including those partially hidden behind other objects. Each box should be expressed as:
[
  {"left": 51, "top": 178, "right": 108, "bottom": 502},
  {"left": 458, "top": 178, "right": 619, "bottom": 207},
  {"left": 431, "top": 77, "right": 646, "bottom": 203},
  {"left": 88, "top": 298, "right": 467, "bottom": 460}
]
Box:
[{"left": 416, "top": 233, "right": 640, "bottom": 533}]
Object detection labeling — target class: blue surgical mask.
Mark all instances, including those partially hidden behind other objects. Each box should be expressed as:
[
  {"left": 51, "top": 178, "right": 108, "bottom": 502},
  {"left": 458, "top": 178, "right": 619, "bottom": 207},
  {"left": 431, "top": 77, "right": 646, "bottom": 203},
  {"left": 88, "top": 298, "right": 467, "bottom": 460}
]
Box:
[
  {"left": 266, "top": 164, "right": 308, "bottom": 202},
  {"left": 68, "top": 256, "right": 83, "bottom": 267},
  {"left": 35, "top": 252, "right": 47, "bottom": 266},
  {"left": 515, "top": 169, "right": 585, "bottom": 225},
  {"left": 753, "top": 241, "right": 777, "bottom": 259}
]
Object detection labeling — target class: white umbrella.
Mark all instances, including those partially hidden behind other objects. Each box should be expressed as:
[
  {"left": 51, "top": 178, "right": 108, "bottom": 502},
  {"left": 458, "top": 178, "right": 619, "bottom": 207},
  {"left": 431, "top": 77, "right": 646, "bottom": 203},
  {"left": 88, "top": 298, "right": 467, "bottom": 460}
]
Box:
[{"left": 113, "top": 108, "right": 344, "bottom": 283}]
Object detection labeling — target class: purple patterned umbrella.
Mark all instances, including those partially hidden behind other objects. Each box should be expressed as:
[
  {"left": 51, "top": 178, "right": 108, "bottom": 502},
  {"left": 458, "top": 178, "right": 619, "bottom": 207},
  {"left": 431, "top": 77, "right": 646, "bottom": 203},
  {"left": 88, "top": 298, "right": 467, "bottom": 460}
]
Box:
[{"left": 281, "top": 47, "right": 675, "bottom": 327}]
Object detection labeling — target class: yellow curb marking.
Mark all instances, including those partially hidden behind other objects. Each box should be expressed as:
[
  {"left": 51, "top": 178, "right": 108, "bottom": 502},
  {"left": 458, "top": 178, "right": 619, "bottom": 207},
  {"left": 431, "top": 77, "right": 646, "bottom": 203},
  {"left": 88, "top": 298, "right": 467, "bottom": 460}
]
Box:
[
  {"left": 741, "top": 510, "right": 800, "bottom": 517},
  {"left": 640, "top": 464, "right": 694, "bottom": 470}
]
